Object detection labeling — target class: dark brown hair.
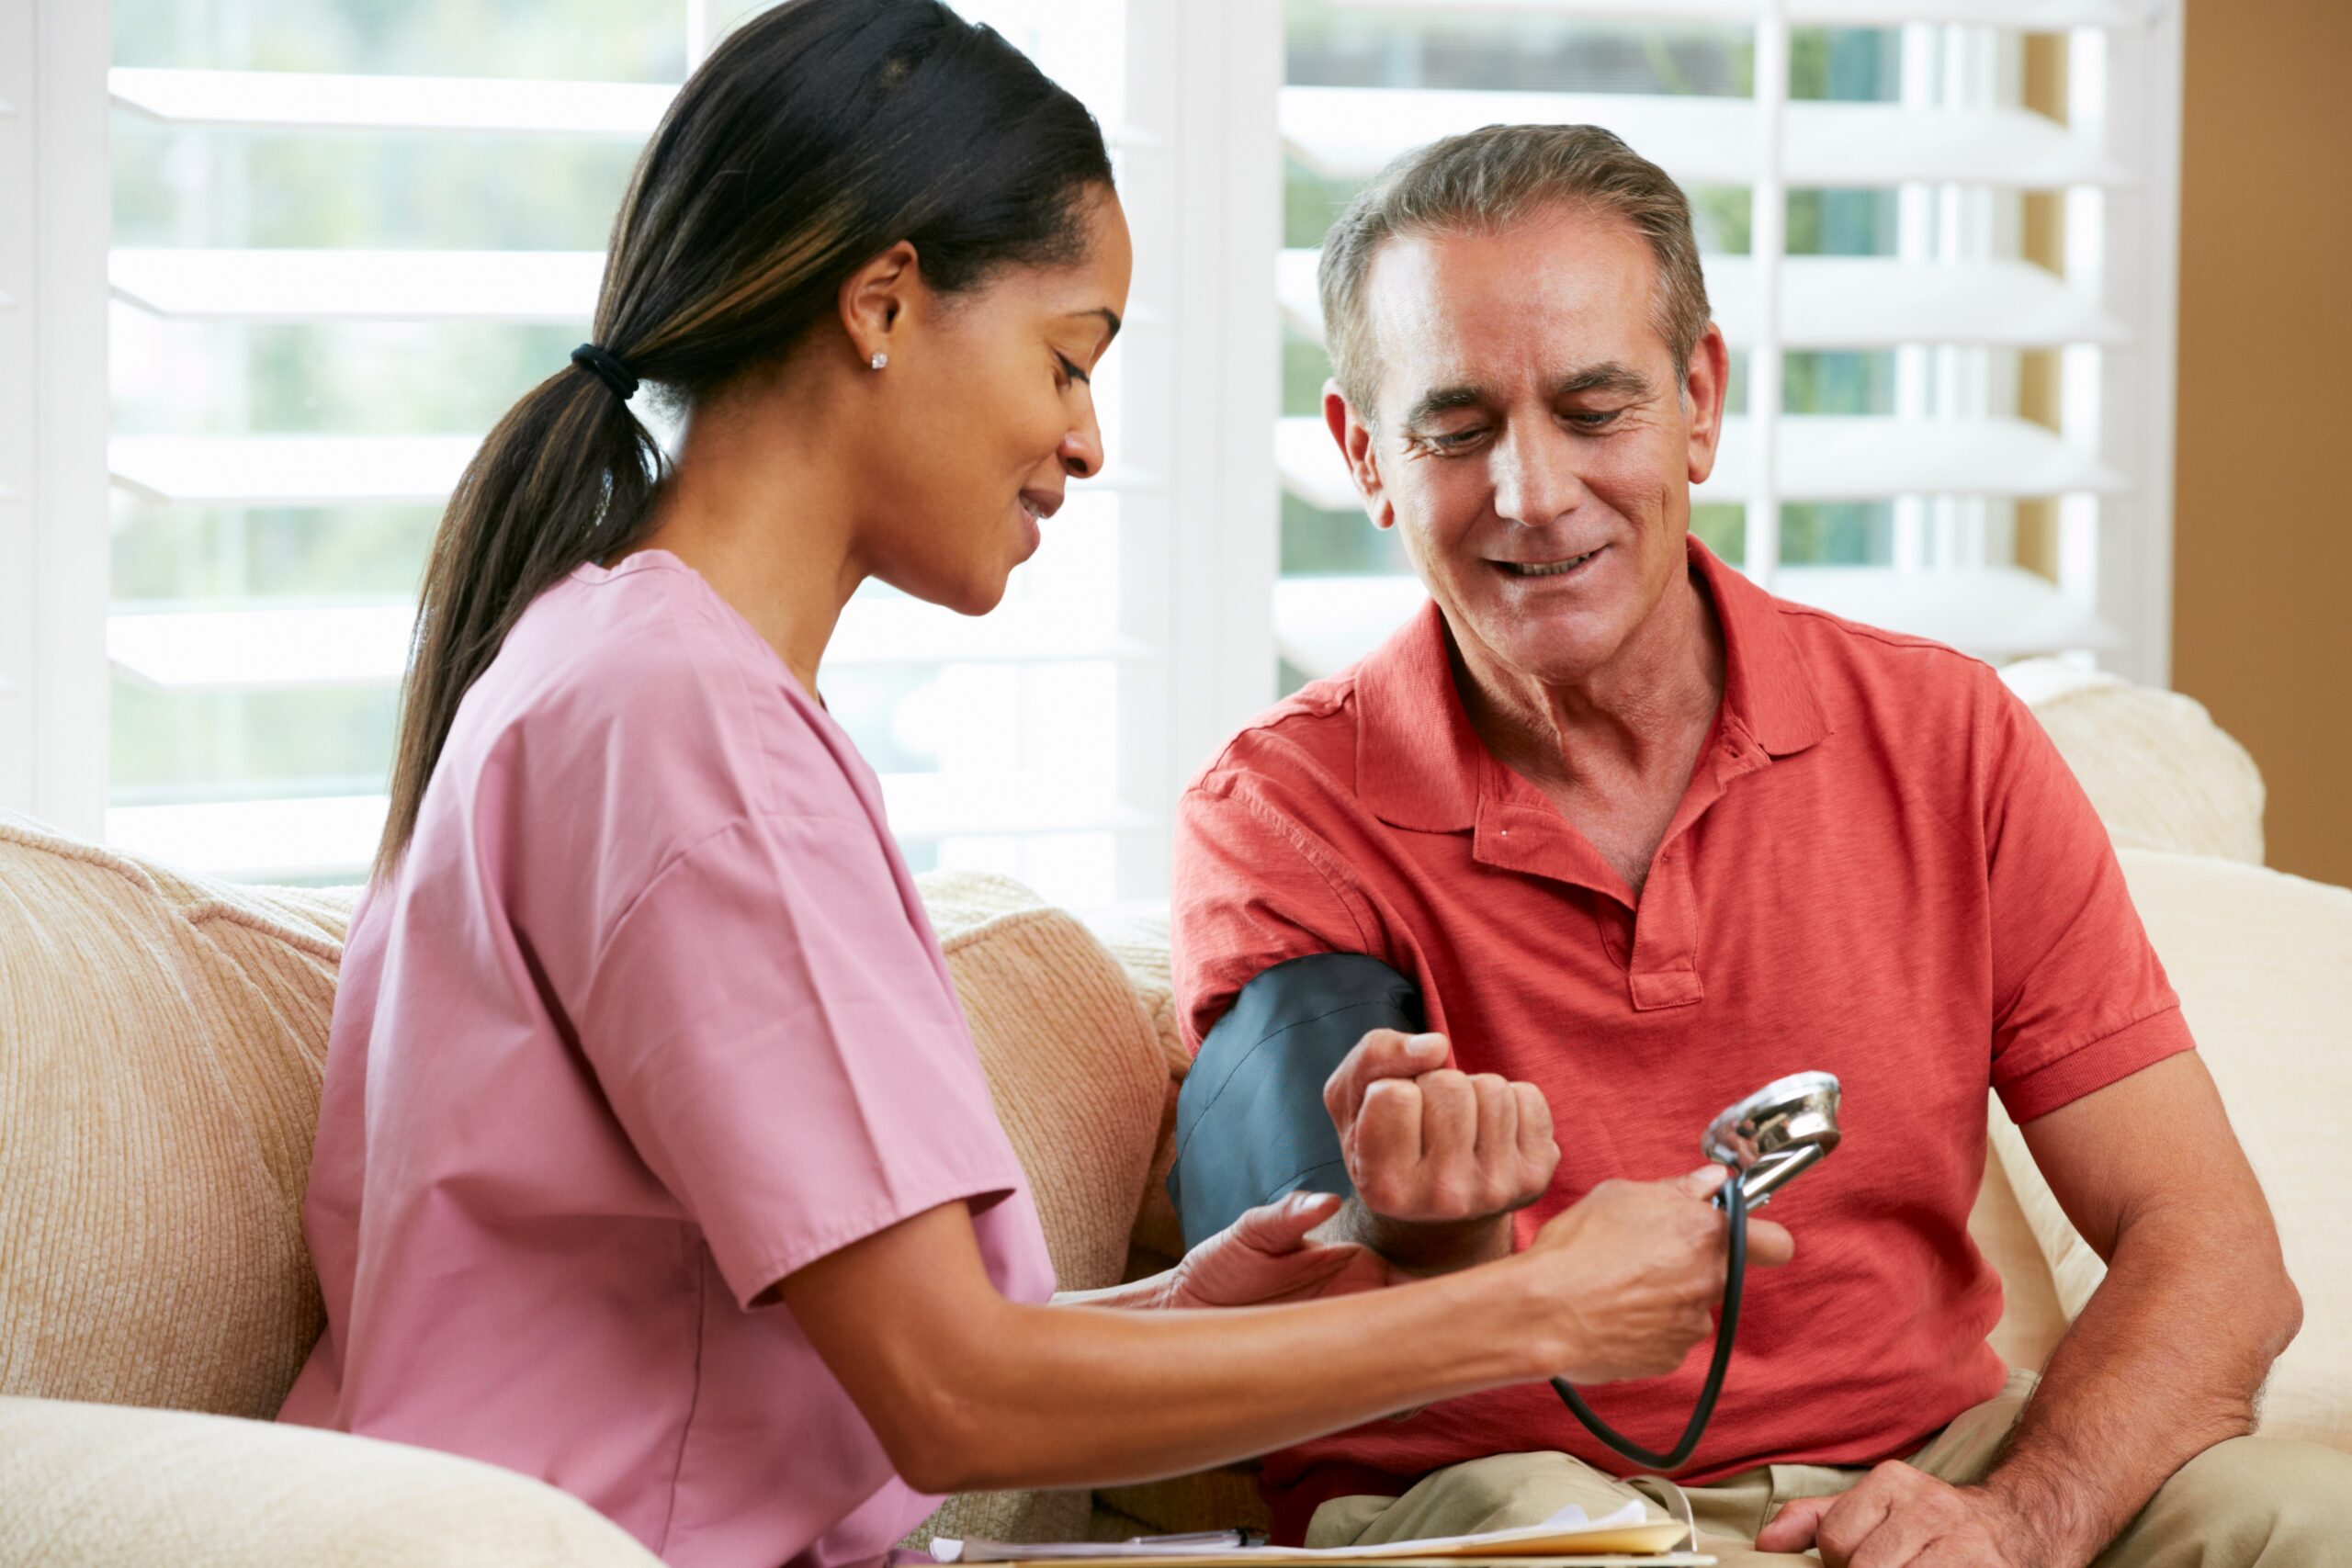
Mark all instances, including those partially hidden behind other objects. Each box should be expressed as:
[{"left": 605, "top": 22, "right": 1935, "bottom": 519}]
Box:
[
  {"left": 1319, "top": 123, "right": 1711, "bottom": 421},
  {"left": 377, "top": 0, "right": 1112, "bottom": 878}
]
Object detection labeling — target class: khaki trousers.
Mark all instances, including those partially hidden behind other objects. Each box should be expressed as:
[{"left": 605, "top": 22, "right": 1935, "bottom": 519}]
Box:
[{"left": 1305, "top": 1371, "right": 2347, "bottom": 1565}]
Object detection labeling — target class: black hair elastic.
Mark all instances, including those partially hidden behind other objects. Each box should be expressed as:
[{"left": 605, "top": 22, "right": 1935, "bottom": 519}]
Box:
[{"left": 571, "top": 342, "right": 639, "bottom": 401}]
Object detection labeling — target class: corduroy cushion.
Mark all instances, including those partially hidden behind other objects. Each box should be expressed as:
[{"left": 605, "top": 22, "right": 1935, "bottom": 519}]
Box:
[
  {"left": 919, "top": 871, "right": 1170, "bottom": 1292},
  {"left": 909, "top": 872, "right": 1173, "bottom": 1551},
  {"left": 1990, "top": 849, "right": 2352, "bottom": 1454},
  {"left": 0, "top": 811, "right": 354, "bottom": 1419},
  {"left": 2001, "top": 659, "right": 2266, "bottom": 864}
]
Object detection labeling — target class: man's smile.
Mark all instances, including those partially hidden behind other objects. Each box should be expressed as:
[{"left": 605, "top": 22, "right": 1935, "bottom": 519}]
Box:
[{"left": 1495, "top": 545, "right": 1607, "bottom": 579}]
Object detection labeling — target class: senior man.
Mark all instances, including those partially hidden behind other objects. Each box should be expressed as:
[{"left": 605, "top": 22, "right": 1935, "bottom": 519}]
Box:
[{"left": 1168, "top": 124, "right": 2338, "bottom": 1567}]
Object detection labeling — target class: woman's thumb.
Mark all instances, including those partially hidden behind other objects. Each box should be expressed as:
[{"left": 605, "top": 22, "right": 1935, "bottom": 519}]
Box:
[{"left": 1233, "top": 1190, "right": 1341, "bottom": 1250}]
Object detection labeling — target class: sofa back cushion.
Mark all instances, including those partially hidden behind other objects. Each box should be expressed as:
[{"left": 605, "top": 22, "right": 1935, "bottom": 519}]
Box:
[
  {"left": 1991, "top": 849, "right": 2352, "bottom": 1453},
  {"left": 2000, "top": 659, "right": 2266, "bottom": 864},
  {"left": 0, "top": 812, "right": 353, "bottom": 1418},
  {"left": 919, "top": 872, "right": 1169, "bottom": 1295},
  {"left": 0, "top": 824, "right": 1166, "bottom": 1441}
]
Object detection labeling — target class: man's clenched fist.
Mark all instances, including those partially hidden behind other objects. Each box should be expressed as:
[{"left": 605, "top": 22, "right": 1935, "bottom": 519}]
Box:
[{"left": 1323, "top": 1029, "right": 1561, "bottom": 1224}]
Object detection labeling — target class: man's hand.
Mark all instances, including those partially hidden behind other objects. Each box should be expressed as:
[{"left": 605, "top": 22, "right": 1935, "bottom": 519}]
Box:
[
  {"left": 1756, "top": 1463, "right": 2031, "bottom": 1568},
  {"left": 1324, "top": 1029, "right": 1560, "bottom": 1224},
  {"left": 1522, "top": 1165, "right": 1795, "bottom": 1383},
  {"left": 1163, "top": 1191, "right": 1404, "bottom": 1309}
]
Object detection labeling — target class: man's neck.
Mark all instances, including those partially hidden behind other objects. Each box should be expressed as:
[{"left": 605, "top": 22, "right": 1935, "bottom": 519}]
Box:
[{"left": 1450, "top": 564, "right": 1726, "bottom": 894}]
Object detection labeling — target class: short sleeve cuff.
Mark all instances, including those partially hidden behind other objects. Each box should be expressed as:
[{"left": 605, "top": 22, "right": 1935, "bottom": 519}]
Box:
[
  {"left": 1995, "top": 1005, "right": 2197, "bottom": 1123},
  {"left": 720, "top": 1165, "right": 1027, "bottom": 1312}
]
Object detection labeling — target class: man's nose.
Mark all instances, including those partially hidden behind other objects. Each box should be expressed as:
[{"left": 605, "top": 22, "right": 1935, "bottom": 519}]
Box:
[
  {"left": 1490, "top": 421, "right": 1588, "bottom": 527},
  {"left": 1060, "top": 406, "right": 1103, "bottom": 481}
]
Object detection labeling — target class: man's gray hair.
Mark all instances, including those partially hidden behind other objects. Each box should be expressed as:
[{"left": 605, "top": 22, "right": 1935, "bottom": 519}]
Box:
[{"left": 1317, "top": 123, "right": 1713, "bottom": 421}]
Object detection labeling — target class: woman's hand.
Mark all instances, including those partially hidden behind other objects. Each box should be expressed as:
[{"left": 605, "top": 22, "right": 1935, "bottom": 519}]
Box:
[
  {"left": 1517, "top": 1166, "right": 1795, "bottom": 1384},
  {"left": 1163, "top": 1191, "right": 1404, "bottom": 1309}
]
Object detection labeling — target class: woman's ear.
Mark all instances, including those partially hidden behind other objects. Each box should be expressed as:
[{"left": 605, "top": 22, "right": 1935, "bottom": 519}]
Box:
[{"left": 839, "top": 240, "right": 922, "bottom": 368}]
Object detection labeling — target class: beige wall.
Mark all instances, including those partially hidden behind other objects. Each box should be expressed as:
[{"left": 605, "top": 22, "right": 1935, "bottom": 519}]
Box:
[{"left": 2173, "top": 0, "right": 2352, "bottom": 886}]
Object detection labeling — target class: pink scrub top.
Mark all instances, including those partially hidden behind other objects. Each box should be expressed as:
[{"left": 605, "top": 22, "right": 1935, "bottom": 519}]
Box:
[{"left": 280, "top": 550, "right": 1057, "bottom": 1568}]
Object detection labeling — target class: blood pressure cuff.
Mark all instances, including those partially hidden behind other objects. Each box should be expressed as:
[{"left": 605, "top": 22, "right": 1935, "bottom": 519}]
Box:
[{"left": 1167, "top": 952, "right": 1424, "bottom": 1252}]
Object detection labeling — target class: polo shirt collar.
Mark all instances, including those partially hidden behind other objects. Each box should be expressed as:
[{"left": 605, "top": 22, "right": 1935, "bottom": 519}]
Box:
[{"left": 1353, "top": 536, "right": 1829, "bottom": 832}]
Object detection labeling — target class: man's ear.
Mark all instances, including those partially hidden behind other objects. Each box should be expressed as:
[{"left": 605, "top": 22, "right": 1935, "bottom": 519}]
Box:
[
  {"left": 1323, "top": 379, "right": 1396, "bottom": 531},
  {"left": 839, "top": 240, "right": 922, "bottom": 369},
  {"left": 1681, "top": 321, "right": 1731, "bottom": 488}
]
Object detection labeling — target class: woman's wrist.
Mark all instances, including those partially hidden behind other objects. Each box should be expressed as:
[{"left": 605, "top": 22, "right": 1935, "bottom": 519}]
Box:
[
  {"left": 1051, "top": 1273, "right": 1175, "bottom": 1312},
  {"left": 1490, "top": 1249, "right": 1588, "bottom": 1385}
]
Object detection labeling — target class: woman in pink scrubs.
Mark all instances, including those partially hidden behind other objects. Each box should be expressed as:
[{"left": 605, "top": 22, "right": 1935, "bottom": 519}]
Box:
[{"left": 280, "top": 3, "right": 1764, "bottom": 1564}]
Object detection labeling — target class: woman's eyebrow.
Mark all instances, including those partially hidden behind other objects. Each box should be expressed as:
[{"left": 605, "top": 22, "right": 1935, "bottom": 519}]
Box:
[{"left": 1068, "top": 307, "right": 1122, "bottom": 351}]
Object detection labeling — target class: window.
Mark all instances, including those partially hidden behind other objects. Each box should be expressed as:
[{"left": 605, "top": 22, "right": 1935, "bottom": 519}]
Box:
[
  {"left": 1267, "top": 0, "right": 2181, "bottom": 694},
  {"left": 6, "top": 0, "right": 2181, "bottom": 897},
  {"left": 79, "top": 0, "right": 1220, "bottom": 902}
]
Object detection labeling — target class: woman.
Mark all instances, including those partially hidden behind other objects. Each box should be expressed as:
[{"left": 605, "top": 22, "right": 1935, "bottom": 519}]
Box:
[{"left": 279, "top": 4, "right": 1762, "bottom": 1564}]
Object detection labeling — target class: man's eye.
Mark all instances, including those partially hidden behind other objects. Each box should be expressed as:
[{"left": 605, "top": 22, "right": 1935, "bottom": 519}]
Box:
[
  {"left": 1566, "top": 409, "right": 1623, "bottom": 430},
  {"left": 1419, "top": 428, "right": 1484, "bottom": 451}
]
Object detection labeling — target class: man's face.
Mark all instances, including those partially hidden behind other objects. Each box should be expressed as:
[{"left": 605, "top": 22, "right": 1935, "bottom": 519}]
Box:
[{"left": 1330, "top": 204, "right": 1727, "bottom": 688}]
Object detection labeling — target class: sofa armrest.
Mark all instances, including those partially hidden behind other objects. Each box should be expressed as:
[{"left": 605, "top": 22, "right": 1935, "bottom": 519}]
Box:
[{"left": 0, "top": 1395, "right": 662, "bottom": 1568}]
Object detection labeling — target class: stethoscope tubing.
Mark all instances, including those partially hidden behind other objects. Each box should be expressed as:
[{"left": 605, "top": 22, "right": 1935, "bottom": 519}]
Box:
[{"left": 1548, "top": 1163, "right": 1747, "bottom": 1472}]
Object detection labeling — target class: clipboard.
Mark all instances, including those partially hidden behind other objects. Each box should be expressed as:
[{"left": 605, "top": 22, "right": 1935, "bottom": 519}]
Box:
[{"left": 919, "top": 1503, "right": 1705, "bottom": 1566}]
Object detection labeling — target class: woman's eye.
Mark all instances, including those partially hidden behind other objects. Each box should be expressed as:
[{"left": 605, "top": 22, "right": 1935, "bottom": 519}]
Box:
[{"left": 1056, "top": 355, "right": 1090, "bottom": 388}]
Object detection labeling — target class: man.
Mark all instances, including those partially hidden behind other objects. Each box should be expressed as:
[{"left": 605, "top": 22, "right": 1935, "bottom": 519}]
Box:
[{"left": 1170, "top": 124, "right": 2339, "bottom": 1567}]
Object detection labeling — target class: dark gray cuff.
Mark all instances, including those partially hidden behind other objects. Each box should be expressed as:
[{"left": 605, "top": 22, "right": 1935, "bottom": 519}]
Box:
[{"left": 1168, "top": 952, "right": 1423, "bottom": 1252}]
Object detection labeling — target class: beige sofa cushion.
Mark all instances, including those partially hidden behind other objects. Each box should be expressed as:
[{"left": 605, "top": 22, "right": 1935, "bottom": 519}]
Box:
[
  {"left": 0, "top": 812, "right": 354, "bottom": 1419},
  {"left": 921, "top": 872, "right": 1170, "bottom": 1294},
  {"left": 1990, "top": 849, "right": 2352, "bottom": 1453},
  {"left": 2002, "top": 659, "right": 2266, "bottom": 864},
  {"left": 0, "top": 1394, "right": 660, "bottom": 1568}
]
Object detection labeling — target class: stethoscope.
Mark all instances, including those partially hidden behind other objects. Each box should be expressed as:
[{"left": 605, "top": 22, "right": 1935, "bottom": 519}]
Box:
[{"left": 1550, "top": 1071, "right": 1845, "bottom": 1471}]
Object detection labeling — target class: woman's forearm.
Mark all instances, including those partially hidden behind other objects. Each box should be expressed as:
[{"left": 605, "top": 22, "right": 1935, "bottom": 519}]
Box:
[
  {"left": 922, "top": 1280, "right": 1542, "bottom": 1491},
  {"left": 783, "top": 1202, "right": 1561, "bottom": 1495}
]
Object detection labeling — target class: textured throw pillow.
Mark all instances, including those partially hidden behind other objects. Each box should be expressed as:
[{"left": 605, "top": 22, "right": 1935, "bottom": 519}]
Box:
[
  {"left": 0, "top": 811, "right": 355, "bottom": 1419},
  {"left": 1990, "top": 849, "right": 2352, "bottom": 1453},
  {"left": 910, "top": 873, "right": 1172, "bottom": 1549},
  {"left": 2002, "top": 659, "right": 2266, "bottom": 863}
]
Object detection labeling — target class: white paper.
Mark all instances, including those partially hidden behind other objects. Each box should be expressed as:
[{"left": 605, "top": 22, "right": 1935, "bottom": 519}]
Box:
[{"left": 930, "top": 1498, "right": 1651, "bottom": 1563}]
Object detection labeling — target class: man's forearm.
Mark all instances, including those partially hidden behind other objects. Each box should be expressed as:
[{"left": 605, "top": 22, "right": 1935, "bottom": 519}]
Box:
[
  {"left": 1322, "top": 1196, "right": 1516, "bottom": 1275},
  {"left": 1973, "top": 1212, "right": 2301, "bottom": 1565}
]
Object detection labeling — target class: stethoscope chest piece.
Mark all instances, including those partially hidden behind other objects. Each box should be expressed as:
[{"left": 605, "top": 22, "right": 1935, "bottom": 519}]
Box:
[{"left": 1702, "top": 1070, "right": 1843, "bottom": 1212}]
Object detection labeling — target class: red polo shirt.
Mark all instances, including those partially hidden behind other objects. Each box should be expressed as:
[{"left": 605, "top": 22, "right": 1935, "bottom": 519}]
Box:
[{"left": 1171, "top": 539, "right": 2192, "bottom": 1536}]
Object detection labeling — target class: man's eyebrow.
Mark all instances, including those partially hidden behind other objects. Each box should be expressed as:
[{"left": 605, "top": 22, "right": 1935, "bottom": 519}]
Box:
[
  {"left": 1399, "top": 364, "right": 1656, "bottom": 429},
  {"left": 1550, "top": 363, "right": 1654, "bottom": 400},
  {"left": 1401, "top": 385, "right": 1487, "bottom": 428}
]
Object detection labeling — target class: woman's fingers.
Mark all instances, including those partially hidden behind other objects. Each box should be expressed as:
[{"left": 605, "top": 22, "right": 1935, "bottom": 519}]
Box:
[{"left": 1224, "top": 1190, "right": 1344, "bottom": 1255}]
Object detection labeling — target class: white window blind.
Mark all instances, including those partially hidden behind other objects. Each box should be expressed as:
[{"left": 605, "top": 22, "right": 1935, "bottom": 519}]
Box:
[
  {"left": 1266, "top": 0, "right": 2182, "bottom": 692},
  {"left": 1, "top": 0, "right": 109, "bottom": 838},
  {"left": 87, "top": 0, "right": 1230, "bottom": 904}
]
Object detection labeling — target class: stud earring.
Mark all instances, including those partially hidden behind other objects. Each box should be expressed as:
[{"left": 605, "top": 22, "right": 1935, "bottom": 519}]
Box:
[{"left": 869, "top": 351, "right": 888, "bottom": 370}]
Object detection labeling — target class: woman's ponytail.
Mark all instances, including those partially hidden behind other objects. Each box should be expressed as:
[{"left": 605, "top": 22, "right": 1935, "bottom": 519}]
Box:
[
  {"left": 376, "top": 363, "right": 662, "bottom": 878},
  {"left": 372, "top": 0, "right": 1111, "bottom": 879}
]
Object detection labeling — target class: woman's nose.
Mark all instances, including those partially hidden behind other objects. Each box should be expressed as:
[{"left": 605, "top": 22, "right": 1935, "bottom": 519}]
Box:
[{"left": 1060, "top": 412, "right": 1103, "bottom": 480}]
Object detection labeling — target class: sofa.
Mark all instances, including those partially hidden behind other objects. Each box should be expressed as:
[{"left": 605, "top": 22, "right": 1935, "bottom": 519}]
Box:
[{"left": 4, "top": 660, "right": 2346, "bottom": 1565}]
